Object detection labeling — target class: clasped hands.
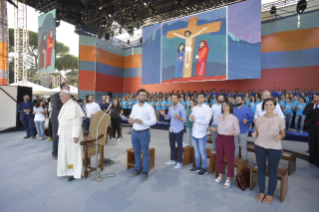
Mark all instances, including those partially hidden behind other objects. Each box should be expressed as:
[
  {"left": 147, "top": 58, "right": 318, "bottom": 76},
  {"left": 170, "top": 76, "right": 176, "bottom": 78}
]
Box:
[
  {"left": 24, "top": 109, "right": 31, "bottom": 113},
  {"left": 160, "top": 110, "right": 181, "bottom": 120},
  {"left": 128, "top": 118, "right": 142, "bottom": 124}
]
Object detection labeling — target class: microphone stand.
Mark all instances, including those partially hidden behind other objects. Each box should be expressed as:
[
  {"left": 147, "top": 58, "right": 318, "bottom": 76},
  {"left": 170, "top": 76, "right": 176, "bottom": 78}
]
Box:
[{"left": 92, "top": 102, "right": 112, "bottom": 183}]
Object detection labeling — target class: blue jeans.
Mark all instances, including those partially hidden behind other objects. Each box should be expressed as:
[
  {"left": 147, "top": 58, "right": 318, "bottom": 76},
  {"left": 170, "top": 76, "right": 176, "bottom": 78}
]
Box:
[
  {"left": 131, "top": 129, "right": 151, "bottom": 173},
  {"left": 169, "top": 131, "right": 183, "bottom": 163},
  {"left": 294, "top": 115, "right": 306, "bottom": 131},
  {"left": 22, "top": 115, "right": 35, "bottom": 137},
  {"left": 186, "top": 127, "right": 192, "bottom": 146},
  {"left": 84, "top": 118, "right": 90, "bottom": 131},
  {"left": 285, "top": 113, "right": 293, "bottom": 129},
  {"left": 193, "top": 135, "right": 207, "bottom": 169},
  {"left": 35, "top": 121, "right": 45, "bottom": 138},
  {"left": 255, "top": 145, "right": 282, "bottom": 196}
]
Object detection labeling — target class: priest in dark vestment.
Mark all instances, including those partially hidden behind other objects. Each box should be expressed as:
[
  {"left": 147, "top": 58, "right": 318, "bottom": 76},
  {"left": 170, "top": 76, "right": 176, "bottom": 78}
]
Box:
[{"left": 303, "top": 94, "right": 319, "bottom": 167}]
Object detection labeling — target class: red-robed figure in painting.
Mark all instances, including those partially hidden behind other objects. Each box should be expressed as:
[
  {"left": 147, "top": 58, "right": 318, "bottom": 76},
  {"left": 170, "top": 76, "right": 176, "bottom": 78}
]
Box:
[
  {"left": 195, "top": 40, "right": 209, "bottom": 77},
  {"left": 46, "top": 30, "right": 54, "bottom": 68}
]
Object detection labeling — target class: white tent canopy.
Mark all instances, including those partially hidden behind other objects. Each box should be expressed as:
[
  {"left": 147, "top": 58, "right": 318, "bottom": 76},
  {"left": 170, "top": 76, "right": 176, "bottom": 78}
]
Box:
[{"left": 10, "top": 81, "right": 53, "bottom": 95}]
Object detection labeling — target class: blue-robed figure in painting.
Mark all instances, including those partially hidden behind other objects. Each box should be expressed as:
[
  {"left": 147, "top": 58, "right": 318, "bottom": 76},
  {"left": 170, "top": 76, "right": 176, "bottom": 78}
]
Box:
[{"left": 175, "top": 43, "right": 185, "bottom": 78}]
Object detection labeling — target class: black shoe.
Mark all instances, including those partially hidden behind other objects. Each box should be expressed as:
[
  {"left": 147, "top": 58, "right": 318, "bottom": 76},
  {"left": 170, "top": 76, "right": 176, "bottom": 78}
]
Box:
[
  {"left": 190, "top": 166, "right": 201, "bottom": 172},
  {"left": 306, "top": 150, "right": 310, "bottom": 153},
  {"left": 68, "top": 176, "right": 75, "bottom": 181},
  {"left": 23, "top": 136, "right": 30, "bottom": 139},
  {"left": 129, "top": 169, "right": 141, "bottom": 177},
  {"left": 198, "top": 168, "right": 207, "bottom": 176},
  {"left": 140, "top": 172, "right": 148, "bottom": 181}
]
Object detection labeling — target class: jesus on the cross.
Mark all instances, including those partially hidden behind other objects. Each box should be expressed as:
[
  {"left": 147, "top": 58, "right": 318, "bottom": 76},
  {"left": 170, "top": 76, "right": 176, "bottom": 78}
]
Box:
[
  {"left": 173, "top": 27, "right": 208, "bottom": 69},
  {"left": 167, "top": 17, "right": 221, "bottom": 78}
]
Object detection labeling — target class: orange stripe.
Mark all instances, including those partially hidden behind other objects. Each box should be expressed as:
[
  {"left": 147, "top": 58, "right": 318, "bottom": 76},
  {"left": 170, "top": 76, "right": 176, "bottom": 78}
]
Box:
[
  {"left": 0, "top": 78, "right": 8, "bottom": 85},
  {"left": 78, "top": 70, "right": 95, "bottom": 90},
  {"left": 261, "top": 27, "right": 319, "bottom": 53},
  {"left": 79, "top": 46, "right": 96, "bottom": 62},
  {"left": 0, "top": 42, "right": 8, "bottom": 71},
  {"left": 124, "top": 54, "right": 142, "bottom": 69},
  {"left": 97, "top": 48, "right": 124, "bottom": 68}
]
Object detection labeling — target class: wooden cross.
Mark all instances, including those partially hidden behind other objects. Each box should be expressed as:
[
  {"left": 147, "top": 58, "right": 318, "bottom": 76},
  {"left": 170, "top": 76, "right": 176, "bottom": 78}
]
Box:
[{"left": 166, "top": 17, "right": 221, "bottom": 78}]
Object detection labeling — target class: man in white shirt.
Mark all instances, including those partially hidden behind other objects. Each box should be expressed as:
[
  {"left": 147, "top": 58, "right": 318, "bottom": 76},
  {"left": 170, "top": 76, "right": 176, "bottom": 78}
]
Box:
[
  {"left": 254, "top": 90, "right": 285, "bottom": 120},
  {"left": 128, "top": 89, "right": 156, "bottom": 181},
  {"left": 210, "top": 94, "right": 225, "bottom": 151},
  {"left": 189, "top": 93, "right": 212, "bottom": 176},
  {"left": 84, "top": 95, "right": 101, "bottom": 131}
]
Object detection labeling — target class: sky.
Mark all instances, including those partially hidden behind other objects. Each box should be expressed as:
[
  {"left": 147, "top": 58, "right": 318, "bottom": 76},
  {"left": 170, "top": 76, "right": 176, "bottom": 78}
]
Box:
[{"left": 7, "top": 4, "right": 79, "bottom": 57}]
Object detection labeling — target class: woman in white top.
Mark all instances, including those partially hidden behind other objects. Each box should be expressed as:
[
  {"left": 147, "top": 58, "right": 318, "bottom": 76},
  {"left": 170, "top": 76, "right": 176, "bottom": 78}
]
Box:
[{"left": 33, "top": 99, "right": 47, "bottom": 140}]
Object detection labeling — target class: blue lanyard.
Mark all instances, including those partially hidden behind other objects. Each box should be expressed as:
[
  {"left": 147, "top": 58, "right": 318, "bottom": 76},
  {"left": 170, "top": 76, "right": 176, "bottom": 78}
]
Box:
[{"left": 24, "top": 102, "right": 28, "bottom": 107}]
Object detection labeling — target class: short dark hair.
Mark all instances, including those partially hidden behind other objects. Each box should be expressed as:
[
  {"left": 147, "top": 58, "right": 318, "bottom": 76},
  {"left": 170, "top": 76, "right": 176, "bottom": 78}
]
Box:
[
  {"left": 235, "top": 95, "right": 243, "bottom": 100},
  {"left": 262, "top": 98, "right": 277, "bottom": 110},
  {"left": 190, "top": 99, "right": 196, "bottom": 103},
  {"left": 300, "top": 97, "right": 305, "bottom": 102},
  {"left": 137, "top": 89, "right": 147, "bottom": 95},
  {"left": 23, "top": 94, "right": 29, "bottom": 98},
  {"left": 88, "top": 94, "right": 94, "bottom": 98},
  {"left": 197, "top": 92, "right": 205, "bottom": 98},
  {"left": 171, "top": 93, "right": 180, "bottom": 99},
  {"left": 221, "top": 101, "right": 234, "bottom": 114},
  {"left": 295, "top": 88, "right": 299, "bottom": 91}
]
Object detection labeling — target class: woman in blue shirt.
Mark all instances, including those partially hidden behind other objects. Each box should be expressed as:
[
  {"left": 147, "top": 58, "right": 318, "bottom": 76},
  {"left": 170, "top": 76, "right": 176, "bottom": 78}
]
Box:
[
  {"left": 279, "top": 95, "right": 286, "bottom": 110},
  {"left": 284, "top": 97, "right": 294, "bottom": 132},
  {"left": 294, "top": 97, "right": 307, "bottom": 133}
]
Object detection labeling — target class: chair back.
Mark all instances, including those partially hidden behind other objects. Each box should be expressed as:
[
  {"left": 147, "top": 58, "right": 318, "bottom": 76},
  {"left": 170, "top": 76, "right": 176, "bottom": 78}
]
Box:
[{"left": 88, "top": 110, "right": 110, "bottom": 145}]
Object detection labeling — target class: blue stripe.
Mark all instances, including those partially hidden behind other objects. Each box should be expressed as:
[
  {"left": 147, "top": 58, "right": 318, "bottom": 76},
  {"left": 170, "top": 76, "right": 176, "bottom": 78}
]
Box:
[
  {"left": 124, "top": 67, "right": 141, "bottom": 78},
  {"left": 79, "top": 61, "right": 95, "bottom": 71},
  {"left": 95, "top": 92, "right": 124, "bottom": 100},
  {"left": 79, "top": 35, "right": 96, "bottom": 46},
  {"left": 261, "top": 48, "right": 319, "bottom": 69},
  {"left": 78, "top": 90, "right": 95, "bottom": 100},
  {"left": 97, "top": 40, "right": 125, "bottom": 56},
  {"left": 96, "top": 62, "right": 124, "bottom": 77},
  {"left": 124, "top": 47, "right": 142, "bottom": 56},
  {"left": 262, "top": 10, "right": 319, "bottom": 36}
]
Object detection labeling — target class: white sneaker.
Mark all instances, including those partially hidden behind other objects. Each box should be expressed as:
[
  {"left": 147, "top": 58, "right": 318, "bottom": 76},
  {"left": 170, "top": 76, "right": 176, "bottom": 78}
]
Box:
[
  {"left": 117, "top": 138, "right": 120, "bottom": 142},
  {"left": 175, "top": 163, "right": 182, "bottom": 169},
  {"left": 300, "top": 130, "right": 303, "bottom": 133},
  {"left": 165, "top": 160, "right": 176, "bottom": 165}
]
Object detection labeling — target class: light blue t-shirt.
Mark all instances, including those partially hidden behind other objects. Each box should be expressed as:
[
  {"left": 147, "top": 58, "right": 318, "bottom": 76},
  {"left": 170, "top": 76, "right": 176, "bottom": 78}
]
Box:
[
  {"left": 285, "top": 103, "right": 293, "bottom": 114},
  {"left": 249, "top": 102, "right": 256, "bottom": 113},
  {"left": 122, "top": 101, "right": 127, "bottom": 109},
  {"left": 296, "top": 103, "right": 307, "bottom": 116},
  {"left": 155, "top": 101, "right": 161, "bottom": 110}
]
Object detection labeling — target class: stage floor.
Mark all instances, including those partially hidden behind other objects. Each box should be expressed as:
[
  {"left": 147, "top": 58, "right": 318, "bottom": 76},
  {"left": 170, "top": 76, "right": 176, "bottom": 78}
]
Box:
[{"left": 0, "top": 128, "right": 318, "bottom": 212}]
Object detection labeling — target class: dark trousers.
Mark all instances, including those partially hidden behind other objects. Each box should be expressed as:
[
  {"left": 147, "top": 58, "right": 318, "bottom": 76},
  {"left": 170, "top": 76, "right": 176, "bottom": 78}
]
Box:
[
  {"left": 84, "top": 118, "right": 90, "bottom": 131},
  {"left": 169, "top": 131, "right": 184, "bottom": 163},
  {"left": 308, "top": 122, "right": 319, "bottom": 166},
  {"left": 52, "top": 122, "right": 59, "bottom": 157},
  {"left": 22, "top": 115, "right": 35, "bottom": 137},
  {"left": 111, "top": 117, "right": 121, "bottom": 138},
  {"left": 255, "top": 145, "right": 282, "bottom": 196},
  {"left": 216, "top": 134, "right": 235, "bottom": 177},
  {"left": 131, "top": 129, "right": 151, "bottom": 173},
  {"left": 48, "top": 119, "right": 52, "bottom": 137}
]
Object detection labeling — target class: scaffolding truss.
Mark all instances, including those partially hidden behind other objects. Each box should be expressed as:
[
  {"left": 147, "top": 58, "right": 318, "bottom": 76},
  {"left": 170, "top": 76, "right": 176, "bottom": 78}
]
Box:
[{"left": 13, "top": 0, "right": 28, "bottom": 85}]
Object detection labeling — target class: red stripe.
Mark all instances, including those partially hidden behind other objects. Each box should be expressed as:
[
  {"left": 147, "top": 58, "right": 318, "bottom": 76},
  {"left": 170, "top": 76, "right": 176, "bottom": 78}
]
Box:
[
  {"left": 78, "top": 70, "right": 95, "bottom": 91},
  {"left": 96, "top": 72, "right": 124, "bottom": 93}
]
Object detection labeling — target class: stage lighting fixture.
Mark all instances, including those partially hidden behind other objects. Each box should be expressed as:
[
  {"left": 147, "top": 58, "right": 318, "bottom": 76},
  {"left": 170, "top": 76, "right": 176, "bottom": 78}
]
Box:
[
  {"left": 270, "top": 5, "right": 276, "bottom": 14},
  {"left": 296, "top": 0, "right": 307, "bottom": 14},
  {"left": 56, "top": 20, "right": 60, "bottom": 27},
  {"left": 143, "top": 0, "right": 151, "bottom": 6},
  {"left": 175, "top": 0, "right": 179, "bottom": 3},
  {"left": 105, "top": 33, "right": 110, "bottom": 41},
  {"left": 108, "top": 7, "right": 116, "bottom": 17},
  {"left": 127, "top": 40, "right": 130, "bottom": 45}
]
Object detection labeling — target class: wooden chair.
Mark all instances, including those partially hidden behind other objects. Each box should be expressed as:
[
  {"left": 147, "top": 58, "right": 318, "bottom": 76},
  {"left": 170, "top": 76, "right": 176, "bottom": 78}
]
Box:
[
  {"left": 80, "top": 111, "right": 110, "bottom": 179},
  {"left": 243, "top": 144, "right": 296, "bottom": 175},
  {"left": 175, "top": 146, "right": 194, "bottom": 166},
  {"left": 250, "top": 163, "right": 288, "bottom": 202},
  {"left": 215, "top": 157, "right": 248, "bottom": 178},
  {"left": 192, "top": 149, "right": 216, "bottom": 174}
]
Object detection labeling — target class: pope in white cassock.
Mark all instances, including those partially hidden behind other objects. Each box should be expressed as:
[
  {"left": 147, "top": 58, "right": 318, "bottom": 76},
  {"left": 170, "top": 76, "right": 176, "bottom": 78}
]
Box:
[{"left": 57, "top": 90, "right": 85, "bottom": 181}]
